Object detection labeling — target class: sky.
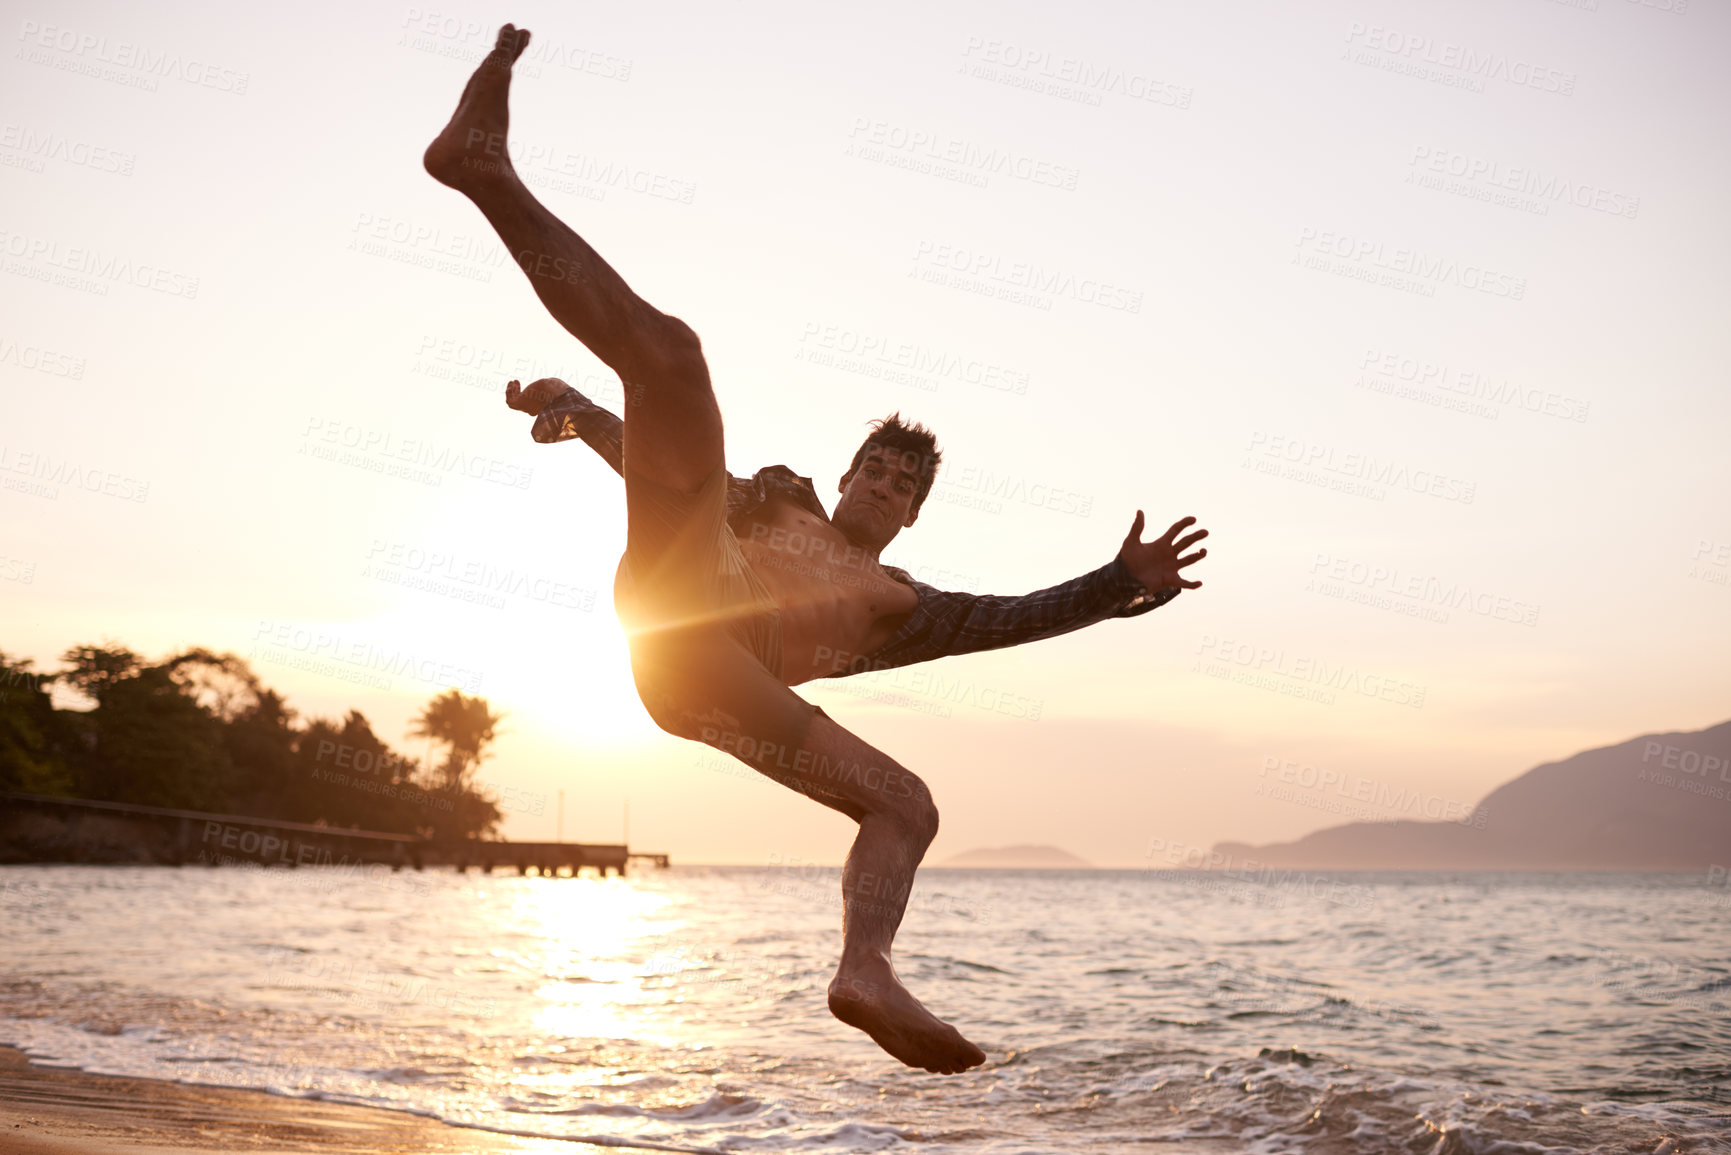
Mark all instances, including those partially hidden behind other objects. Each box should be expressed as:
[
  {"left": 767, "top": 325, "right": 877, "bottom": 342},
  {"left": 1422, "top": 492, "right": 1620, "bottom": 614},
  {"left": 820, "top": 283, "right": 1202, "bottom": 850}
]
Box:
[{"left": 3, "top": 0, "right": 1728, "bottom": 866}]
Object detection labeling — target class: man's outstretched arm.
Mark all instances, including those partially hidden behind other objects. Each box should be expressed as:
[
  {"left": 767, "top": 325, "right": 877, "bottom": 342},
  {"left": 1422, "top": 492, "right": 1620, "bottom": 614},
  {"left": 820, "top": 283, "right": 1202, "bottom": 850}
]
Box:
[{"left": 842, "top": 513, "right": 1207, "bottom": 676}]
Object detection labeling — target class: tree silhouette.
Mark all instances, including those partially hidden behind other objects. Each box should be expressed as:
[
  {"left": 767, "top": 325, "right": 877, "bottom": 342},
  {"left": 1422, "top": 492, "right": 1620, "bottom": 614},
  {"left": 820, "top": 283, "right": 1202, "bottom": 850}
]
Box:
[
  {"left": 0, "top": 650, "right": 71, "bottom": 794},
  {"left": 57, "top": 642, "right": 142, "bottom": 706},
  {"left": 1, "top": 639, "right": 504, "bottom": 840},
  {"left": 165, "top": 648, "right": 262, "bottom": 723},
  {"left": 407, "top": 689, "right": 504, "bottom": 793}
]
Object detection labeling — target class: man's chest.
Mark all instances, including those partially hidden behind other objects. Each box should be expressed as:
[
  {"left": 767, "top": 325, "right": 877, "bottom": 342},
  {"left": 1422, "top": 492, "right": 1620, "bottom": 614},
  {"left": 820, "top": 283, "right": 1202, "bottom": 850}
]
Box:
[{"left": 737, "top": 502, "right": 919, "bottom": 625}]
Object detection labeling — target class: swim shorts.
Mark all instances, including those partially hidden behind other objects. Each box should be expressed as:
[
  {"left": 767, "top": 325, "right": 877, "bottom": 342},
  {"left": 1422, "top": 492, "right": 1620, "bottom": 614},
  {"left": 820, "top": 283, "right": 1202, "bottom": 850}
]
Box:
[{"left": 614, "top": 462, "right": 785, "bottom": 681}]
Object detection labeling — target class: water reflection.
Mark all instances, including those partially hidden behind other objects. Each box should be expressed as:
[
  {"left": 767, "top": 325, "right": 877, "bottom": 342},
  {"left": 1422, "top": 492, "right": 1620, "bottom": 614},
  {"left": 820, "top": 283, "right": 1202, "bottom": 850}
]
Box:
[{"left": 505, "top": 876, "right": 675, "bottom": 1044}]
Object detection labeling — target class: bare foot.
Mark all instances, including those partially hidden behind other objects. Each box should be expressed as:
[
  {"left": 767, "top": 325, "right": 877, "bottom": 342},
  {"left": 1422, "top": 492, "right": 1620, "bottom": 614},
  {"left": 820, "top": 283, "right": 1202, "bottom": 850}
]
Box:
[
  {"left": 423, "top": 23, "right": 532, "bottom": 193},
  {"left": 828, "top": 959, "right": 987, "bottom": 1074}
]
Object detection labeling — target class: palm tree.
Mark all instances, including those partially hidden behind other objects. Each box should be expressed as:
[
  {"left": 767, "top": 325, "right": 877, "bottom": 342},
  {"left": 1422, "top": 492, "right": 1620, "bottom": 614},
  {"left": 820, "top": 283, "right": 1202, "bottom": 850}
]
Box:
[{"left": 407, "top": 689, "right": 503, "bottom": 792}]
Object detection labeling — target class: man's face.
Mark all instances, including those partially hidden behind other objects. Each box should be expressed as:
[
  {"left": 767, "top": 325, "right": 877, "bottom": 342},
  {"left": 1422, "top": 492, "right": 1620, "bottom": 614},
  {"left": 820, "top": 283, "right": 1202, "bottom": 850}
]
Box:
[{"left": 834, "top": 447, "right": 924, "bottom": 550}]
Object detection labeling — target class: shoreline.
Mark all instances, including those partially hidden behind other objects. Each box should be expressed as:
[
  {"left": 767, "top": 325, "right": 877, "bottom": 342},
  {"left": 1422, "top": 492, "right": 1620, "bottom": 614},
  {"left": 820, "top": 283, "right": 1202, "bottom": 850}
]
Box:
[{"left": 0, "top": 1045, "right": 613, "bottom": 1154}]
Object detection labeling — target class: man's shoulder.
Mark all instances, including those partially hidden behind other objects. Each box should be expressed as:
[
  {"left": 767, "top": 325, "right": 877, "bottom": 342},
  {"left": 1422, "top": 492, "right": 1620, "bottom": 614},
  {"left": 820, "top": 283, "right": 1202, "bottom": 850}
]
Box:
[{"left": 878, "top": 563, "right": 924, "bottom": 591}]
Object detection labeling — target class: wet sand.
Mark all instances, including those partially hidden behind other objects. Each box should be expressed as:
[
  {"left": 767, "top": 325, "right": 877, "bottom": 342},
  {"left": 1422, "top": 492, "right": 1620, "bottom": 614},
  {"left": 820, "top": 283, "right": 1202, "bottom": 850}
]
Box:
[{"left": 0, "top": 1046, "right": 604, "bottom": 1154}]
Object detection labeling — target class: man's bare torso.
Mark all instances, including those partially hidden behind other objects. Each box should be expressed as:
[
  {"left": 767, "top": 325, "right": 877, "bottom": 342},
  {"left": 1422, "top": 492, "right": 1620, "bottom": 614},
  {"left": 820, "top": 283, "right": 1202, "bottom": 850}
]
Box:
[{"left": 737, "top": 496, "right": 919, "bottom": 686}]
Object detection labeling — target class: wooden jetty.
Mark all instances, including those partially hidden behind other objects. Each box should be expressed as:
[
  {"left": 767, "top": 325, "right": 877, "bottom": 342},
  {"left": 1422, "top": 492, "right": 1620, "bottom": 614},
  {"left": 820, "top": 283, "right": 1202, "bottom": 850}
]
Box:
[
  {"left": 441, "top": 840, "right": 627, "bottom": 876},
  {"left": 0, "top": 792, "right": 669, "bottom": 875}
]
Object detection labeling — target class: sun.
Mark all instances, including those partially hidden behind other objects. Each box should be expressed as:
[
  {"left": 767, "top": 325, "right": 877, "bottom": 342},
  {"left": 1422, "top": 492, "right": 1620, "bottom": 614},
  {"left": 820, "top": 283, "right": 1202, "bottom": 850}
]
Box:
[{"left": 486, "top": 616, "right": 656, "bottom": 744}]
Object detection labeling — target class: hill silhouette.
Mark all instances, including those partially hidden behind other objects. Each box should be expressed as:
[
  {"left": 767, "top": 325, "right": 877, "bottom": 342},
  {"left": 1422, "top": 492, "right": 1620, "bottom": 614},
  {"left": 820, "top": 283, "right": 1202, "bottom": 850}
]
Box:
[
  {"left": 1213, "top": 719, "right": 1731, "bottom": 870},
  {"left": 939, "top": 844, "right": 1093, "bottom": 868}
]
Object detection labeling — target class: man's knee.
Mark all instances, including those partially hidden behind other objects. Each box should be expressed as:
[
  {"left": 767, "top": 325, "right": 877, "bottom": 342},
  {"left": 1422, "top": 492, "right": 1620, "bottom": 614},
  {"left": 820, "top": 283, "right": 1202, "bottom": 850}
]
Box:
[
  {"left": 633, "top": 674, "right": 695, "bottom": 740},
  {"left": 656, "top": 313, "right": 701, "bottom": 357},
  {"left": 627, "top": 646, "right": 703, "bottom": 740},
  {"left": 625, "top": 312, "right": 706, "bottom": 387},
  {"left": 893, "top": 775, "right": 940, "bottom": 849}
]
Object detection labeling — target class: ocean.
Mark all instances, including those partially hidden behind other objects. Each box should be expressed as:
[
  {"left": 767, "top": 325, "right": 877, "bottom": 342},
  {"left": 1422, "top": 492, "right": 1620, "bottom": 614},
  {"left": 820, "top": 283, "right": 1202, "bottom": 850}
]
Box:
[{"left": 1, "top": 864, "right": 1727, "bottom": 1153}]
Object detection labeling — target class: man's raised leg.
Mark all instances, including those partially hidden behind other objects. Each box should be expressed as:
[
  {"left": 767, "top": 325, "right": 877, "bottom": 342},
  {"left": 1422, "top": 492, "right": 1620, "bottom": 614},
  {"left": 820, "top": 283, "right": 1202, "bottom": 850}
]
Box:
[{"left": 423, "top": 23, "right": 715, "bottom": 493}]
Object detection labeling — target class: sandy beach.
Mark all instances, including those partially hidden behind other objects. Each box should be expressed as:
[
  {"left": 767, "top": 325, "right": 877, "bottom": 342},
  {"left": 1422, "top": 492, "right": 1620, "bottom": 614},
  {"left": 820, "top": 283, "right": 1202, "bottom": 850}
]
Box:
[{"left": 0, "top": 1046, "right": 601, "bottom": 1155}]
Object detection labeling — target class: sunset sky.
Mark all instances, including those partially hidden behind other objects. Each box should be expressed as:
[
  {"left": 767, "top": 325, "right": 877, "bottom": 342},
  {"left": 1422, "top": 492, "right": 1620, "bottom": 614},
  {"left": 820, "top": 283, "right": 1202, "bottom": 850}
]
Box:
[{"left": 4, "top": 0, "right": 1728, "bottom": 866}]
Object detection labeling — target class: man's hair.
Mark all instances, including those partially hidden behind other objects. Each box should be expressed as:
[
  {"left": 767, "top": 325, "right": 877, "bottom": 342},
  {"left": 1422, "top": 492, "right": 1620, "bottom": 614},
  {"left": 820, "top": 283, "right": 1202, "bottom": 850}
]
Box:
[{"left": 848, "top": 413, "right": 943, "bottom": 516}]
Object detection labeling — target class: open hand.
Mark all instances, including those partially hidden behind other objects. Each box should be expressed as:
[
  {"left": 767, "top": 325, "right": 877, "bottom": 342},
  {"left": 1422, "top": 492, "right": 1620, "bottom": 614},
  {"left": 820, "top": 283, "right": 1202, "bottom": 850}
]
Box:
[
  {"left": 504, "top": 377, "right": 571, "bottom": 416},
  {"left": 1118, "top": 511, "right": 1208, "bottom": 592}
]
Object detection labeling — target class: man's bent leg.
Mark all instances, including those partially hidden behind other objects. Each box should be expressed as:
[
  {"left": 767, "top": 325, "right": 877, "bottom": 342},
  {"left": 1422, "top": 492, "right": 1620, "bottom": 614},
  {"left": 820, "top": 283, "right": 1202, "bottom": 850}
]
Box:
[
  {"left": 630, "top": 629, "right": 987, "bottom": 1074},
  {"left": 424, "top": 24, "right": 718, "bottom": 494}
]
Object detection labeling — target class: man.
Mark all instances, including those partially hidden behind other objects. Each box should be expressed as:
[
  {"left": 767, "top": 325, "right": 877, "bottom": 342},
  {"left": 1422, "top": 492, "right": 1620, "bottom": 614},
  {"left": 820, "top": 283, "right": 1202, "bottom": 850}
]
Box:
[{"left": 425, "top": 24, "right": 1208, "bottom": 1075}]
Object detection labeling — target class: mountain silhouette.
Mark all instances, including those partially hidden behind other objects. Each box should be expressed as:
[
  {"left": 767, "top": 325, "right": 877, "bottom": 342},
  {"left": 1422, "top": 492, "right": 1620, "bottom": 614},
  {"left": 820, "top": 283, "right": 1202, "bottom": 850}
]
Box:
[{"left": 1212, "top": 719, "right": 1731, "bottom": 869}]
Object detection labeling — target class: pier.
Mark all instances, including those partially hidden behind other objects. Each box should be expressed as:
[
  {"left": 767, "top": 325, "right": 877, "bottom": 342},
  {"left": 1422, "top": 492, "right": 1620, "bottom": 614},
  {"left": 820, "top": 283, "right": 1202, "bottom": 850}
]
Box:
[{"left": 0, "top": 793, "right": 668, "bottom": 875}]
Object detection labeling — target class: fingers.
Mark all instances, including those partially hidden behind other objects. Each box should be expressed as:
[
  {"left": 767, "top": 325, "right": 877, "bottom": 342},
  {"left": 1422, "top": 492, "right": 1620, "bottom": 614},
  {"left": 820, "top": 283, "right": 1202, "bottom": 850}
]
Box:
[
  {"left": 1123, "top": 510, "right": 1146, "bottom": 549},
  {"left": 1158, "top": 516, "right": 1198, "bottom": 544},
  {"left": 1175, "top": 528, "right": 1209, "bottom": 551},
  {"left": 1176, "top": 548, "right": 1207, "bottom": 569}
]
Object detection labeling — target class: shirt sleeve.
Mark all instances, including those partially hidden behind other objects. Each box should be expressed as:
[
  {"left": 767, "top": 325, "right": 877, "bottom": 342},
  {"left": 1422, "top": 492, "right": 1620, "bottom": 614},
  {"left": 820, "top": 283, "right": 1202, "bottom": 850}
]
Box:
[
  {"left": 530, "top": 385, "right": 624, "bottom": 476},
  {"left": 854, "top": 557, "right": 1182, "bottom": 674}
]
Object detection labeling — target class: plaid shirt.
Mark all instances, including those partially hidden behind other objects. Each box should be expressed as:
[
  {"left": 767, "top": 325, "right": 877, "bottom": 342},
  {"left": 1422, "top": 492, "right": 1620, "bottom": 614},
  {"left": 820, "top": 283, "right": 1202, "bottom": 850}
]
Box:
[{"left": 533, "top": 388, "right": 1181, "bottom": 676}]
